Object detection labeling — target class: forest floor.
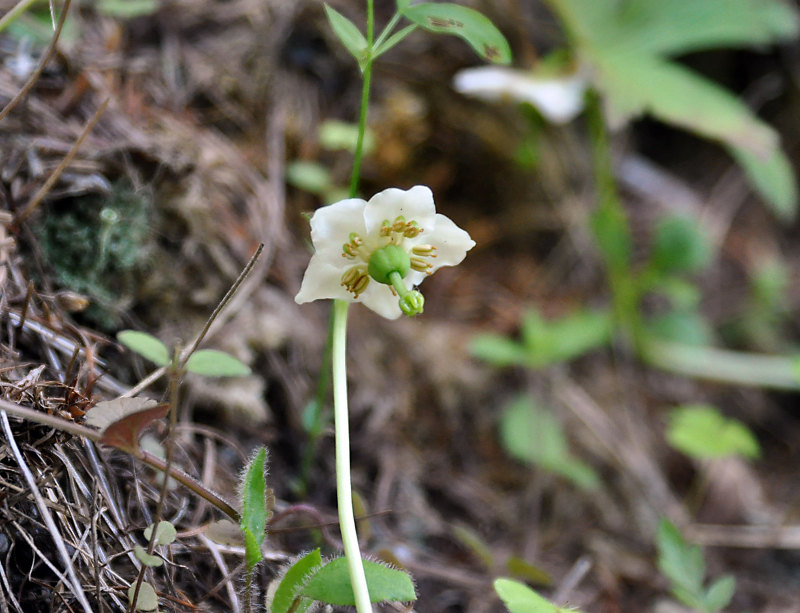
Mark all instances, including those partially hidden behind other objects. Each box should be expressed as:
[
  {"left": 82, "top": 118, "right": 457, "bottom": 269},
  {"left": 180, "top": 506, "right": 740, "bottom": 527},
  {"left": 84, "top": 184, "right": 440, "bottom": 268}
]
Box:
[{"left": 2, "top": 1, "right": 800, "bottom": 612}]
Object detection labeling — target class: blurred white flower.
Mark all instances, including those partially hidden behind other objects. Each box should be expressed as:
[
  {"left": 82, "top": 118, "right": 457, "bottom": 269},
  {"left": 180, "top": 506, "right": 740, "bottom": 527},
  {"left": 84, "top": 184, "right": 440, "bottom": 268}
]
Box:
[
  {"left": 453, "top": 65, "right": 587, "bottom": 124},
  {"left": 296, "top": 185, "right": 475, "bottom": 319}
]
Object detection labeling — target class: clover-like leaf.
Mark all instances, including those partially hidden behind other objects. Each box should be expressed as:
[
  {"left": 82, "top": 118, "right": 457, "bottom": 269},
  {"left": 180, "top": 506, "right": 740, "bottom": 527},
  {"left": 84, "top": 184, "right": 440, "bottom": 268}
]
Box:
[
  {"left": 402, "top": 3, "right": 511, "bottom": 64},
  {"left": 185, "top": 349, "right": 250, "bottom": 377},
  {"left": 118, "top": 330, "right": 170, "bottom": 367},
  {"left": 302, "top": 556, "right": 416, "bottom": 605},
  {"left": 666, "top": 404, "right": 760, "bottom": 460},
  {"left": 133, "top": 545, "right": 163, "bottom": 568},
  {"left": 128, "top": 581, "right": 159, "bottom": 612},
  {"left": 144, "top": 520, "right": 177, "bottom": 546}
]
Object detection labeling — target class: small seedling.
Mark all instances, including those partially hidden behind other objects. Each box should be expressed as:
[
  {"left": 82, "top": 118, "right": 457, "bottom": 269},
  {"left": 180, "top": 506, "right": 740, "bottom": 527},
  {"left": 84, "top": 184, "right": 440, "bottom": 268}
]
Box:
[{"left": 656, "top": 519, "right": 736, "bottom": 612}]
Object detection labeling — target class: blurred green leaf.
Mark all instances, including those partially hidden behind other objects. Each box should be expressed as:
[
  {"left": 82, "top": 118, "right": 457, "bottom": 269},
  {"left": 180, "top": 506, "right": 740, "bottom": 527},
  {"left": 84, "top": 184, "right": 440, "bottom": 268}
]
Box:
[
  {"left": 469, "top": 334, "right": 530, "bottom": 367},
  {"left": 118, "top": 330, "right": 170, "bottom": 367},
  {"left": 547, "top": 0, "right": 799, "bottom": 218},
  {"left": 302, "top": 557, "right": 416, "bottom": 605},
  {"left": 271, "top": 549, "right": 323, "bottom": 613},
  {"left": 324, "top": 4, "right": 368, "bottom": 66},
  {"left": 494, "top": 578, "right": 579, "bottom": 613},
  {"left": 240, "top": 447, "right": 268, "bottom": 569},
  {"left": 144, "top": 520, "right": 176, "bottom": 546},
  {"left": 287, "top": 161, "right": 333, "bottom": 196},
  {"left": 319, "top": 120, "right": 376, "bottom": 154},
  {"left": 666, "top": 404, "right": 760, "bottom": 459},
  {"left": 657, "top": 519, "right": 705, "bottom": 598},
  {"left": 97, "top": 0, "right": 158, "bottom": 18},
  {"left": 651, "top": 215, "right": 713, "bottom": 275},
  {"left": 703, "top": 575, "right": 736, "bottom": 612},
  {"left": 127, "top": 581, "right": 158, "bottom": 611},
  {"left": 591, "top": 204, "right": 632, "bottom": 270},
  {"left": 505, "top": 557, "right": 552, "bottom": 586},
  {"left": 185, "top": 349, "right": 250, "bottom": 377},
  {"left": 646, "top": 310, "right": 714, "bottom": 346},
  {"left": 499, "top": 396, "right": 599, "bottom": 490},
  {"left": 401, "top": 3, "right": 512, "bottom": 64}
]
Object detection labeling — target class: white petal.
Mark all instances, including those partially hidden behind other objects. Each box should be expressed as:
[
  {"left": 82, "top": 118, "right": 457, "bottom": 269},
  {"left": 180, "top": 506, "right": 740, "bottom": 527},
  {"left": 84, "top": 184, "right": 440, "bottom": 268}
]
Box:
[
  {"left": 295, "top": 256, "right": 352, "bottom": 304},
  {"left": 428, "top": 213, "right": 476, "bottom": 269},
  {"left": 453, "top": 66, "right": 587, "bottom": 124},
  {"left": 363, "top": 186, "right": 436, "bottom": 235},
  {"left": 358, "top": 284, "right": 404, "bottom": 319},
  {"left": 309, "top": 198, "right": 368, "bottom": 249}
]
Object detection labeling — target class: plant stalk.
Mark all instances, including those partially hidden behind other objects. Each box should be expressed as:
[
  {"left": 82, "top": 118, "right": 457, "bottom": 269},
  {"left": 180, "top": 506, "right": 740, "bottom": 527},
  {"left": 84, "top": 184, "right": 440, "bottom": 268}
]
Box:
[{"left": 332, "top": 298, "right": 372, "bottom": 613}]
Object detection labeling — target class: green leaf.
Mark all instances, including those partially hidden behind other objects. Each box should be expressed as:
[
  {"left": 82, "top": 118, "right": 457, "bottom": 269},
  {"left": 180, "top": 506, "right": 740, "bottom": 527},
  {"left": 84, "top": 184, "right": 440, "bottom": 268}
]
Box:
[
  {"left": 523, "top": 308, "right": 613, "bottom": 366},
  {"left": 185, "top": 349, "right": 250, "bottom": 377},
  {"left": 401, "top": 3, "right": 512, "bottom": 64},
  {"left": 591, "top": 203, "right": 632, "bottom": 271},
  {"left": 133, "top": 545, "right": 163, "bottom": 568},
  {"left": 144, "top": 520, "right": 176, "bottom": 546},
  {"left": 396, "top": 0, "right": 411, "bottom": 11},
  {"left": 271, "top": 549, "right": 324, "bottom": 613},
  {"left": 667, "top": 404, "right": 760, "bottom": 460},
  {"left": 240, "top": 447, "right": 268, "bottom": 569},
  {"left": 646, "top": 310, "right": 714, "bottom": 346},
  {"left": 469, "top": 334, "right": 529, "bottom": 367},
  {"left": 319, "top": 120, "right": 376, "bottom": 154},
  {"left": 97, "top": 0, "right": 159, "bottom": 18},
  {"left": 118, "top": 330, "right": 170, "bottom": 367},
  {"left": 499, "top": 396, "right": 599, "bottom": 490},
  {"left": 703, "top": 575, "right": 736, "bottom": 612},
  {"left": 324, "top": 4, "right": 368, "bottom": 65},
  {"left": 287, "top": 161, "right": 333, "bottom": 196},
  {"left": 729, "top": 144, "right": 798, "bottom": 221},
  {"left": 656, "top": 519, "right": 706, "bottom": 598},
  {"left": 650, "top": 214, "right": 713, "bottom": 275},
  {"left": 494, "top": 578, "right": 570, "bottom": 613},
  {"left": 302, "top": 557, "right": 416, "bottom": 605},
  {"left": 373, "top": 24, "right": 418, "bottom": 59},
  {"left": 127, "top": 581, "right": 159, "bottom": 611},
  {"left": 505, "top": 557, "right": 552, "bottom": 586}
]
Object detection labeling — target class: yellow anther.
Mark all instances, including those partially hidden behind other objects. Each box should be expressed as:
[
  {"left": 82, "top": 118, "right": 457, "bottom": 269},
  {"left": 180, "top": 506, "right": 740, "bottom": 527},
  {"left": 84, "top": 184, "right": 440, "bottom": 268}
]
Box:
[
  {"left": 342, "top": 243, "right": 357, "bottom": 258},
  {"left": 341, "top": 266, "right": 370, "bottom": 297},
  {"left": 411, "top": 244, "right": 436, "bottom": 256},
  {"left": 411, "top": 257, "right": 432, "bottom": 273}
]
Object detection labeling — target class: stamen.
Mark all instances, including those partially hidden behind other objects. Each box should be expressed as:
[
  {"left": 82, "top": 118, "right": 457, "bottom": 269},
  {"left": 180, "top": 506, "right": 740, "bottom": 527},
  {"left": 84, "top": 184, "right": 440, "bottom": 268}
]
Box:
[
  {"left": 411, "top": 257, "right": 432, "bottom": 273},
  {"left": 412, "top": 244, "right": 436, "bottom": 256},
  {"left": 341, "top": 266, "right": 369, "bottom": 297}
]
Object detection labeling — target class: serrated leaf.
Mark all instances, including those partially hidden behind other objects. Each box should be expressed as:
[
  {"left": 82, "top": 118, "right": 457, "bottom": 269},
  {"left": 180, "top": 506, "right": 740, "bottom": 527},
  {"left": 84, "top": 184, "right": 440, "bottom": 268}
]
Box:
[
  {"left": 240, "top": 447, "right": 268, "bottom": 569},
  {"left": 494, "top": 578, "right": 567, "bottom": 613},
  {"left": 324, "top": 4, "right": 368, "bottom": 65},
  {"left": 729, "top": 144, "right": 797, "bottom": 221},
  {"left": 499, "top": 396, "right": 599, "bottom": 490},
  {"left": 401, "top": 3, "right": 511, "bottom": 64},
  {"left": 302, "top": 557, "right": 416, "bottom": 605},
  {"left": 703, "top": 575, "right": 736, "bottom": 612},
  {"left": 667, "top": 404, "right": 760, "bottom": 460},
  {"left": 144, "top": 520, "right": 176, "bottom": 546},
  {"left": 185, "top": 349, "right": 250, "bottom": 377},
  {"left": 271, "top": 549, "right": 323, "bottom": 613},
  {"left": 118, "top": 330, "right": 170, "bottom": 367},
  {"left": 128, "top": 581, "right": 159, "bottom": 611},
  {"left": 133, "top": 545, "right": 163, "bottom": 568}
]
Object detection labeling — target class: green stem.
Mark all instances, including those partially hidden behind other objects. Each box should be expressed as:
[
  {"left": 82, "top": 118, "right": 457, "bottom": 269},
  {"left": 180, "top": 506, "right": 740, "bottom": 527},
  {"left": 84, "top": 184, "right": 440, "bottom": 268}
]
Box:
[
  {"left": 332, "top": 299, "right": 372, "bottom": 613},
  {"left": 349, "top": 62, "right": 373, "bottom": 198}
]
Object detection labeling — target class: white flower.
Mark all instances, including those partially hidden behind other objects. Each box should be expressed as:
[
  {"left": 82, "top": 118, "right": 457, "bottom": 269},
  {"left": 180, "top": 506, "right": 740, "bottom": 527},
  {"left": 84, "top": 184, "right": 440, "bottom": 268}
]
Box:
[
  {"left": 295, "top": 185, "right": 475, "bottom": 319},
  {"left": 453, "top": 65, "right": 587, "bottom": 124}
]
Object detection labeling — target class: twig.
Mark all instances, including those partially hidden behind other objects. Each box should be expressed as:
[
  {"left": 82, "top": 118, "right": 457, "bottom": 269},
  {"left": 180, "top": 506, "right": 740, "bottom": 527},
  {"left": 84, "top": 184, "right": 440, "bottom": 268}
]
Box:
[
  {"left": 0, "top": 0, "right": 72, "bottom": 123},
  {"left": 15, "top": 97, "right": 111, "bottom": 225}
]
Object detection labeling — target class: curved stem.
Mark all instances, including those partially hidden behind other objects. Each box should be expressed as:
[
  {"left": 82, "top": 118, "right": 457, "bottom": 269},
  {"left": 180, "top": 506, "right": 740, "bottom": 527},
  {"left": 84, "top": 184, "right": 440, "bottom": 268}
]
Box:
[{"left": 332, "top": 299, "right": 372, "bottom": 613}]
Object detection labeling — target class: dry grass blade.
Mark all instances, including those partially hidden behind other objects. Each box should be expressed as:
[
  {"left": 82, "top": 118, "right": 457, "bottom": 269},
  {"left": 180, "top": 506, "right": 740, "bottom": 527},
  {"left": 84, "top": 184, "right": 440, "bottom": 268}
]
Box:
[
  {"left": 0, "top": 0, "right": 72, "bottom": 123},
  {"left": 0, "top": 411, "right": 94, "bottom": 613}
]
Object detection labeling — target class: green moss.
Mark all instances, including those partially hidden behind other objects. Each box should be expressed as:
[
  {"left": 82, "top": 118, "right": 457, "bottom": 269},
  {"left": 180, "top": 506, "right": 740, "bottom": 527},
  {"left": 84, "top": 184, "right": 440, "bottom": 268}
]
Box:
[{"left": 36, "top": 182, "right": 154, "bottom": 330}]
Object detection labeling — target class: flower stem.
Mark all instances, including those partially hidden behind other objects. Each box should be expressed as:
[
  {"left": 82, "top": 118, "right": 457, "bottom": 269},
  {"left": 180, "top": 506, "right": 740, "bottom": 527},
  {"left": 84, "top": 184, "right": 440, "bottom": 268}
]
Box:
[{"left": 332, "top": 298, "right": 372, "bottom": 613}]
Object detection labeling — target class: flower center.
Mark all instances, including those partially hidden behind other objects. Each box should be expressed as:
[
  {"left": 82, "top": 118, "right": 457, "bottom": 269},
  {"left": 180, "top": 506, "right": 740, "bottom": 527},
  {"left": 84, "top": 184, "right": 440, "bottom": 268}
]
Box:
[{"left": 339, "top": 216, "right": 437, "bottom": 315}]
